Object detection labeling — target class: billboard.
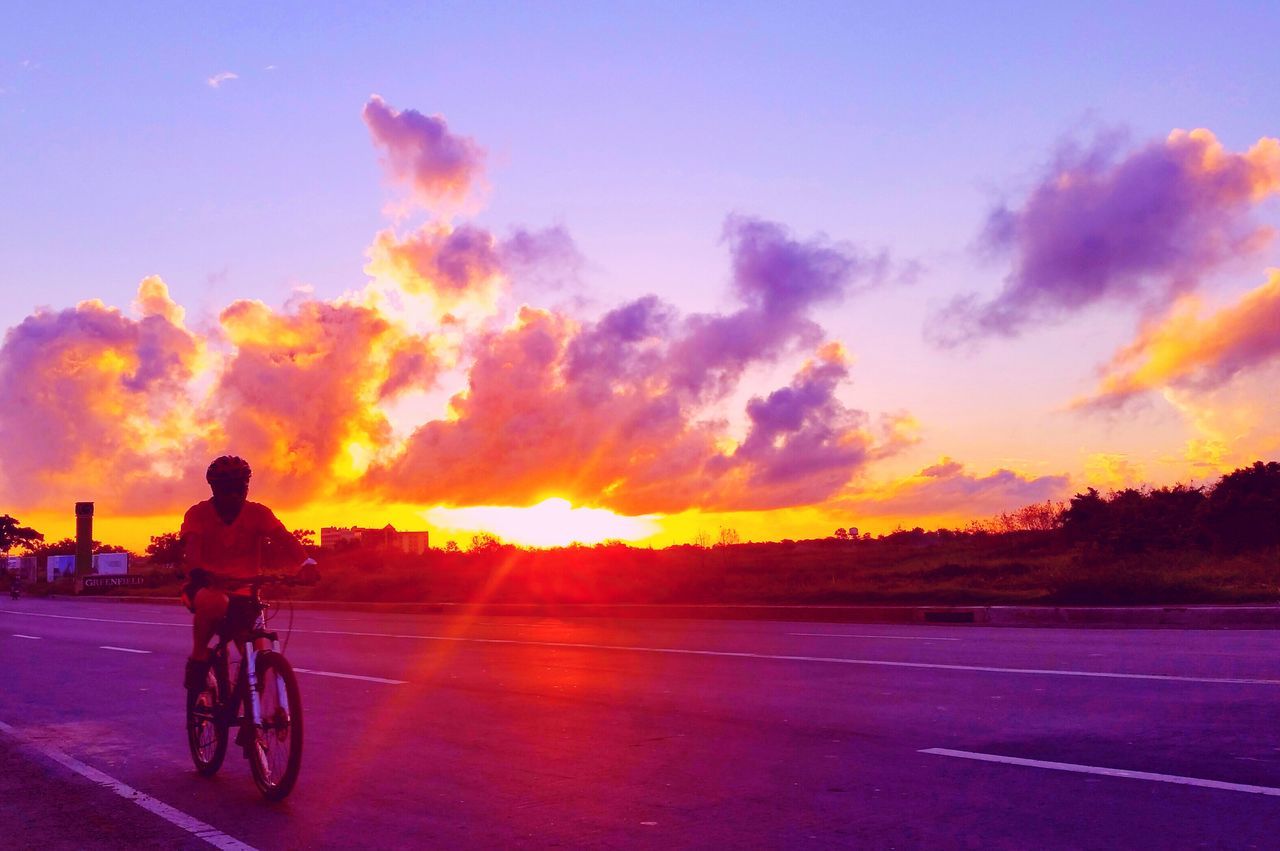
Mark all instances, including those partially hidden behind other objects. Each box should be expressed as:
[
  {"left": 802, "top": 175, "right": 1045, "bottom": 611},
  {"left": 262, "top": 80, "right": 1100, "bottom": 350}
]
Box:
[
  {"left": 92, "top": 552, "right": 129, "bottom": 575},
  {"left": 6, "top": 556, "right": 38, "bottom": 583},
  {"left": 47, "top": 554, "right": 76, "bottom": 582}
]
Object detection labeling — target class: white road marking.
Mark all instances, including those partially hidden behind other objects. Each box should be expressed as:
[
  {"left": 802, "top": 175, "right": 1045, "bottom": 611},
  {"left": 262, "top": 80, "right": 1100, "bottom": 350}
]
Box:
[
  {"left": 789, "top": 633, "right": 961, "bottom": 641},
  {"left": 921, "top": 747, "right": 1280, "bottom": 797},
  {"left": 10, "top": 607, "right": 1280, "bottom": 686},
  {"left": 298, "top": 629, "right": 1280, "bottom": 686},
  {"left": 100, "top": 645, "right": 151, "bottom": 654},
  {"left": 292, "top": 668, "right": 406, "bottom": 685},
  {"left": 12, "top": 634, "right": 41, "bottom": 639},
  {"left": 1, "top": 610, "right": 184, "bottom": 628},
  {"left": 0, "top": 718, "right": 259, "bottom": 850}
]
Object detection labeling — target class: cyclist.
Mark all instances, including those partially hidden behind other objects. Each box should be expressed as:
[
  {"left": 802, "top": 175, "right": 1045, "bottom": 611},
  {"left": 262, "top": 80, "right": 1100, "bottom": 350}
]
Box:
[{"left": 180, "top": 455, "right": 318, "bottom": 691}]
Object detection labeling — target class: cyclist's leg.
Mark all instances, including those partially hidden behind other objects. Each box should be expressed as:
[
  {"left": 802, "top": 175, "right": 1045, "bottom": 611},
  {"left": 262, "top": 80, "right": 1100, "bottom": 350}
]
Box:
[
  {"left": 186, "top": 588, "right": 230, "bottom": 689},
  {"left": 191, "top": 588, "right": 229, "bottom": 661}
]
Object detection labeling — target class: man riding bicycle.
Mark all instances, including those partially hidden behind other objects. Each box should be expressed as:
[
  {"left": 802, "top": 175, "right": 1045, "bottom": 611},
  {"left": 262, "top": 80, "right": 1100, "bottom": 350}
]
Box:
[{"left": 180, "top": 455, "right": 318, "bottom": 691}]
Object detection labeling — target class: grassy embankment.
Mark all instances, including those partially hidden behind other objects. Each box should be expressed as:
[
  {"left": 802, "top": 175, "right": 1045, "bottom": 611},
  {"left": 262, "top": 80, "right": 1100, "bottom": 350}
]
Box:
[{"left": 43, "top": 532, "right": 1279, "bottom": 606}]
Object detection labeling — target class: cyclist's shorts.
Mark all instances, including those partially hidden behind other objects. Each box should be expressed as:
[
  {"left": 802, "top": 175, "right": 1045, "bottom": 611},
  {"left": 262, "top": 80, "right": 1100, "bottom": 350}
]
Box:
[
  {"left": 217, "top": 594, "right": 260, "bottom": 640},
  {"left": 180, "top": 568, "right": 215, "bottom": 613}
]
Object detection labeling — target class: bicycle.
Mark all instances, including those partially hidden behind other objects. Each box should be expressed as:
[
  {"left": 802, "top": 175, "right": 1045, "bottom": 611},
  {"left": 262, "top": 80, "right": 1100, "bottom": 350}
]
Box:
[{"left": 185, "top": 574, "right": 304, "bottom": 800}]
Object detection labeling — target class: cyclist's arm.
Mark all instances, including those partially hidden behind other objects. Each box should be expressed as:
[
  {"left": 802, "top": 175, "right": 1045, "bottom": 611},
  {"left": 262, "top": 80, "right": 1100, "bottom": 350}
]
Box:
[
  {"left": 177, "top": 507, "right": 205, "bottom": 576},
  {"left": 261, "top": 506, "right": 310, "bottom": 568}
]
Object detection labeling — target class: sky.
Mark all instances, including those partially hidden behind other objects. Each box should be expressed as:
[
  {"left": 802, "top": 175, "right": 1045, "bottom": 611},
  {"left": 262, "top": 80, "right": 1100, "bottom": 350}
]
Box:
[{"left": 2, "top": 2, "right": 1279, "bottom": 551}]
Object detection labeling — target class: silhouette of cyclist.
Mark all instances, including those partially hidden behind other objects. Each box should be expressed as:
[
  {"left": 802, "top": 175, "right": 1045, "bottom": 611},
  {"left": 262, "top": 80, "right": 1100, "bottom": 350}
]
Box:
[{"left": 180, "top": 456, "right": 318, "bottom": 690}]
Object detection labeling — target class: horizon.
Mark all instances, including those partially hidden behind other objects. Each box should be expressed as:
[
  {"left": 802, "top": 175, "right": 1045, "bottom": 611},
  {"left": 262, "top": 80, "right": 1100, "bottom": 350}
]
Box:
[{"left": 3, "top": 4, "right": 1280, "bottom": 553}]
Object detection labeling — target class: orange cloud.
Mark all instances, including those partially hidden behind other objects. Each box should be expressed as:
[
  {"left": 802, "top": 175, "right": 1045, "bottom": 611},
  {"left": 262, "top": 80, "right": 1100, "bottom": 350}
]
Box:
[
  {"left": 0, "top": 103, "right": 918, "bottom": 535},
  {"left": 212, "top": 297, "right": 438, "bottom": 506},
  {"left": 0, "top": 279, "right": 210, "bottom": 512},
  {"left": 837, "top": 458, "right": 1069, "bottom": 524},
  {"left": 1083, "top": 453, "right": 1145, "bottom": 489},
  {"left": 1079, "top": 270, "right": 1280, "bottom": 408},
  {"left": 365, "top": 223, "right": 504, "bottom": 316},
  {"left": 366, "top": 218, "right": 910, "bottom": 515}
]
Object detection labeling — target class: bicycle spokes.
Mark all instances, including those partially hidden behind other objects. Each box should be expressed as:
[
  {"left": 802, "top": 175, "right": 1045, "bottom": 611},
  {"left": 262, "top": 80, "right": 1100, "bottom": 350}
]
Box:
[{"left": 255, "top": 667, "right": 292, "bottom": 783}]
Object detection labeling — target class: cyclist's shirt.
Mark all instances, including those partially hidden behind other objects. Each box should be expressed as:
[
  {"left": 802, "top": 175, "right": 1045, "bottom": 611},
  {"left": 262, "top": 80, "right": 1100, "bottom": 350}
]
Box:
[{"left": 180, "top": 500, "right": 305, "bottom": 580}]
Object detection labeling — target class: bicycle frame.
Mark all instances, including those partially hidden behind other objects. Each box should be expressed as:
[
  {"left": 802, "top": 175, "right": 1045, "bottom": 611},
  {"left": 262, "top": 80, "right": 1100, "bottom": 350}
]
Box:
[{"left": 212, "top": 592, "right": 289, "bottom": 735}]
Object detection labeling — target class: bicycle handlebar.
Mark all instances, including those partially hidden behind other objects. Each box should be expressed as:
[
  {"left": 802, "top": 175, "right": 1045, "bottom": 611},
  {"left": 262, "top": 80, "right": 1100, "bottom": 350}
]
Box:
[{"left": 223, "top": 573, "right": 313, "bottom": 590}]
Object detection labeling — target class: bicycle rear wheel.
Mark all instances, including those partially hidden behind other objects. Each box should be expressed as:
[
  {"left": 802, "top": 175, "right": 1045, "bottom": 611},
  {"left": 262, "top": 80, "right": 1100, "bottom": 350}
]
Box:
[
  {"left": 248, "top": 652, "right": 303, "bottom": 800},
  {"left": 187, "top": 661, "right": 228, "bottom": 776}
]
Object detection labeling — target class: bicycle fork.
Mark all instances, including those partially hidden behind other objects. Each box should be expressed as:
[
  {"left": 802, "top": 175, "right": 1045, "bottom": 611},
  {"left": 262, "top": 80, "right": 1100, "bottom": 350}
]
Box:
[{"left": 244, "top": 643, "right": 290, "bottom": 730}]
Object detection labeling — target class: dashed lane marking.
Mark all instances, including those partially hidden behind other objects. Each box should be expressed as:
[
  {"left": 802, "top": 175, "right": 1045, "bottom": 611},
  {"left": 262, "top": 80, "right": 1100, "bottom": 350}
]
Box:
[
  {"left": 0, "top": 718, "right": 259, "bottom": 850},
  {"left": 921, "top": 747, "right": 1280, "bottom": 796},
  {"left": 12, "top": 634, "right": 41, "bottom": 639},
  {"left": 100, "top": 645, "right": 151, "bottom": 654}
]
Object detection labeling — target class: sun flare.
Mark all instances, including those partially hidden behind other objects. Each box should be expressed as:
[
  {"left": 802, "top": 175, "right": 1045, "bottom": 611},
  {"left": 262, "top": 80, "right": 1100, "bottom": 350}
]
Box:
[{"left": 423, "top": 498, "right": 659, "bottom": 548}]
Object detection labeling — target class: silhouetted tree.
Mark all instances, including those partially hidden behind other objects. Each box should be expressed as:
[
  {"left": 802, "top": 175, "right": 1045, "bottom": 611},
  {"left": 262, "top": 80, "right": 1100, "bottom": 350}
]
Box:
[
  {"left": 0, "top": 515, "right": 43, "bottom": 553},
  {"left": 999, "top": 500, "right": 1066, "bottom": 533},
  {"left": 1197, "top": 461, "right": 1280, "bottom": 552},
  {"left": 1062, "top": 488, "right": 1108, "bottom": 544},
  {"left": 468, "top": 533, "right": 502, "bottom": 554},
  {"left": 146, "top": 532, "right": 183, "bottom": 564}
]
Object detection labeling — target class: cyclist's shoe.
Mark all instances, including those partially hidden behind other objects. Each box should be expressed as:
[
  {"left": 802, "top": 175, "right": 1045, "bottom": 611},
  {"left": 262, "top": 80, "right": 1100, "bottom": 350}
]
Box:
[{"left": 184, "top": 657, "right": 211, "bottom": 691}]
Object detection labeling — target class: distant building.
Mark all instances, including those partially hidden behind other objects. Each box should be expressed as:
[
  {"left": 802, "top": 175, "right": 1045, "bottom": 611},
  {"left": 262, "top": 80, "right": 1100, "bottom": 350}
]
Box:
[{"left": 320, "top": 524, "right": 429, "bottom": 555}]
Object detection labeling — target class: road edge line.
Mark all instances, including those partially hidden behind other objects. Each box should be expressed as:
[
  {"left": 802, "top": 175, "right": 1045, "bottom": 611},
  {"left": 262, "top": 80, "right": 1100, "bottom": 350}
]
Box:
[{"left": 0, "top": 719, "right": 260, "bottom": 850}]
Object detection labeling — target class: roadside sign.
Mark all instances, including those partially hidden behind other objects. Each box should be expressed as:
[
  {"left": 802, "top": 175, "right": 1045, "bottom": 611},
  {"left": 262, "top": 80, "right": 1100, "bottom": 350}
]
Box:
[{"left": 79, "top": 575, "right": 146, "bottom": 591}]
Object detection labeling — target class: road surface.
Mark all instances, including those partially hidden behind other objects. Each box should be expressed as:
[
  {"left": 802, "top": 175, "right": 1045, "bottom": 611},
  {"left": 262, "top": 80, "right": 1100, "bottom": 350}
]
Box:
[{"left": 4, "top": 597, "right": 1280, "bottom": 849}]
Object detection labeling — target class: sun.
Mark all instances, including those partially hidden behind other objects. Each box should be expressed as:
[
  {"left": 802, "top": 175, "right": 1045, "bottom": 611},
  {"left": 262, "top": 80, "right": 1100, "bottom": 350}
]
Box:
[{"left": 423, "top": 498, "right": 659, "bottom": 548}]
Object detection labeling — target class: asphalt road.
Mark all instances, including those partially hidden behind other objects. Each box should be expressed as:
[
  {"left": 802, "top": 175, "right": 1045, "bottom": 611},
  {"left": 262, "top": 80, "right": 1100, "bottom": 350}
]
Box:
[{"left": 4, "top": 598, "right": 1280, "bottom": 849}]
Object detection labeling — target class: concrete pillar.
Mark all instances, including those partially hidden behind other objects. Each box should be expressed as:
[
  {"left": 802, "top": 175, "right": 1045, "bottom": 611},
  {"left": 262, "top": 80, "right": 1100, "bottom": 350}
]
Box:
[{"left": 75, "top": 502, "right": 94, "bottom": 576}]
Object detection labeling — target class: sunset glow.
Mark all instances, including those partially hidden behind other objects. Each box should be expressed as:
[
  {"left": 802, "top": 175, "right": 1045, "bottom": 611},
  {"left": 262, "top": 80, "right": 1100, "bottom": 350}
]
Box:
[
  {"left": 425, "top": 498, "right": 659, "bottom": 548},
  {"left": 2, "top": 6, "right": 1278, "bottom": 553}
]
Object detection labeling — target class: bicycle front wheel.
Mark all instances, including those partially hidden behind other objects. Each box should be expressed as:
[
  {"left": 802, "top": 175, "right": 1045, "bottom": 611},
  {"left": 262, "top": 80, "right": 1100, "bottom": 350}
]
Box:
[
  {"left": 187, "top": 663, "right": 228, "bottom": 776},
  {"left": 248, "top": 652, "right": 303, "bottom": 800}
]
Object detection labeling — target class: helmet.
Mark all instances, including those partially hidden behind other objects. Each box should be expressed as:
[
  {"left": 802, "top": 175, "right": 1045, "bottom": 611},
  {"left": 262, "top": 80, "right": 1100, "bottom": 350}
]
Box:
[{"left": 206, "top": 455, "right": 252, "bottom": 484}]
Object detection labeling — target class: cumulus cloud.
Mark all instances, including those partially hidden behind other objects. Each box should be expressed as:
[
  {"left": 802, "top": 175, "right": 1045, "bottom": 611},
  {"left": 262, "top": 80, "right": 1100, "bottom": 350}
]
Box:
[
  {"left": 211, "top": 298, "right": 438, "bottom": 505},
  {"left": 1076, "top": 270, "right": 1280, "bottom": 408},
  {"left": 930, "top": 129, "right": 1280, "bottom": 346},
  {"left": 362, "top": 95, "right": 485, "bottom": 208},
  {"left": 133, "top": 275, "right": 186, "bottom": 326},
  {"left": 667, "top": 216, "right": 891, "bottom": 400},
  {"left": 365, "top": 223, "right": 504, "bottom": 316},
  {"left": 367, "top": 217, "right": 908, "bottom": 513},
  {"left": 839, "top": 458, "right": 1070, "bottom": 520},
  {"left": 0, "top": 102, "right": 920, "bottom": 527},
  {"left": 0, "top": 280, "right": 209, "bottom": 512},
  {"left": 364, "top": 223, "right": 582, "bottom": 320},
  {"left": 0, "top": 271, "right": 449, "bottom": 513},
  {"left": 708, "top": 343, "right": 876, "bottom": 509},
  {"left": 1083, "top": 453, "right": 1145, "bottom": 489},
  {"left": 1159, "top": 362, "right": 1280, "bottom": 474},
  {"left": 500, "top": 226, "right": 583, "bottom": 291}
]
